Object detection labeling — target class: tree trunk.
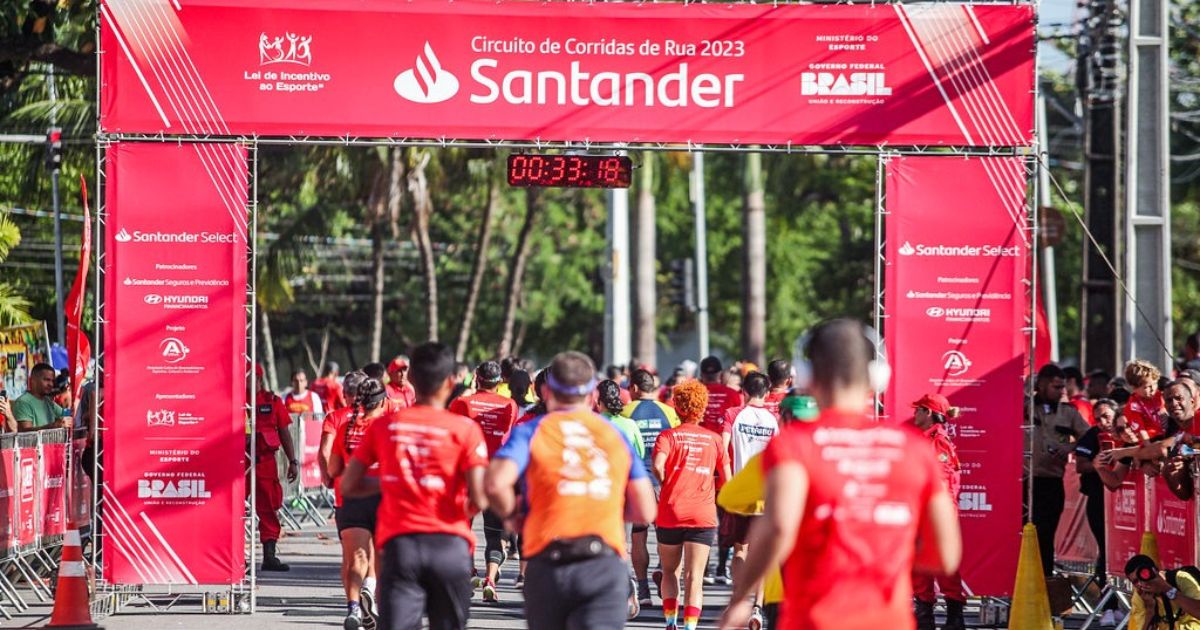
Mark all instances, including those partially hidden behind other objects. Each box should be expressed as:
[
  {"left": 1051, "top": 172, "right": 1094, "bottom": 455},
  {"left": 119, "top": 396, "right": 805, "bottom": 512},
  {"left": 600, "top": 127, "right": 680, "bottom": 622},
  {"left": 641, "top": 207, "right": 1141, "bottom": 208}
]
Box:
[
  {"left": 302, "top": 326, "right": 331, "bottom": 378},
  {"left": 741, "top": 152, "right": 767, "bottom": 367},
  {"left": 367, "top": 154, "right": 391, "bottom": 363},
  {"left": 498, "top": 188, "right": 539, "bottom": 358},
  {"left": 634, "top": 152, "right": 657, "bottom": 369},
  {"left": 455, "top": 169, "right": 498, "bottom": 361},
  {"left": 260, "top": 309, "right": 278, "bottom": 391},
  {"left": 408, "top": 151, "right": 439, "bottom": 341}
]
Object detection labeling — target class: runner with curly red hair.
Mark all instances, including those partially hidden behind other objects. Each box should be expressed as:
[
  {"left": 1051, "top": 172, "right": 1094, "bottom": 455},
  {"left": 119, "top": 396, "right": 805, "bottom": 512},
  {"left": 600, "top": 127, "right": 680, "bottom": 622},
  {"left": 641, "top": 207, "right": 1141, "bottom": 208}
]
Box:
[{"left": 651, "top": 379, "right": 730, "bottom": 630}]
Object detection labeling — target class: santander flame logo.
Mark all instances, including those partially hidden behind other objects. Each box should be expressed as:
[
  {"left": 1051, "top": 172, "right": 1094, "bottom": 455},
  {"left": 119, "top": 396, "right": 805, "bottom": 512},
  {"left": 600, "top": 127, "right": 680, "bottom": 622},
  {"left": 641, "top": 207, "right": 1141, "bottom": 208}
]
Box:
[
  {"left": 394, "top": 42, "right": 459, "bottom": 104},
  {"left": 898, "top": 241, "right": 916, "bottom": 256},
  {"left": 115, "top": 228, "right": 133, "bottom": 243}
]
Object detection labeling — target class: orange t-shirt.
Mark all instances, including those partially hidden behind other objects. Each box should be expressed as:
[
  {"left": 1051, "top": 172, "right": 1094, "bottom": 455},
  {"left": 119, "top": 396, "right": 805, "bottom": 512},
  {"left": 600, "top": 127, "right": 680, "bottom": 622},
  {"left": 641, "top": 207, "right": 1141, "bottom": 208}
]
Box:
[{"left": 493, "top": 408, "right": 648, "bottom": 558}]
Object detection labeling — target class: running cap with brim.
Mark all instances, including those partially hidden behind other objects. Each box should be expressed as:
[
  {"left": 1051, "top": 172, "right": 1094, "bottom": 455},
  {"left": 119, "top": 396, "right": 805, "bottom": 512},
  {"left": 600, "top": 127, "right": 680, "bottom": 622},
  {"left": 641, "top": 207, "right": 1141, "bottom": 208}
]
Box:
[
  {"left": 912, "top": 393, "right": 951, "bottom": 415},
  {"left": 388, "top": 357, "right": 409, "bottom": 372},
  {"left": 546, "top": 371, "right": 596, "bottom": 397},
  {"left": 699, "top": 356, "right": 723, "bottom": 375},
  {"left": 781, "top": 395, "right": 819, "bottom": 421}
]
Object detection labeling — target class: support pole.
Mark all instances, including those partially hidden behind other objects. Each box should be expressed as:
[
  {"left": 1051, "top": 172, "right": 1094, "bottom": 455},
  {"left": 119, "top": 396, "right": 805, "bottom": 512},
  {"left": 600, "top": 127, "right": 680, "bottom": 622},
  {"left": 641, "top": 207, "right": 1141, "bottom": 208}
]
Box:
[
  {"left": 1037, "top": 93, "right": 1060, "bottom": 362},
  {"left": 691, "top": 152, "right": 710, "bottom": 360},
  {"left": 605, "top": 183, "right": 631, "bottom": 369}
]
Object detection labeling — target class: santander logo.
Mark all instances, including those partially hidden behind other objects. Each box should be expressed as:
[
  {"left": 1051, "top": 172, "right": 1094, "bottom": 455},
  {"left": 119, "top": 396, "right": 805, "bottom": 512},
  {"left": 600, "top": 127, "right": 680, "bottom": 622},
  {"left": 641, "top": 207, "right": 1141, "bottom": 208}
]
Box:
[
  {"left": 394, "top": 42, "right": 460, "bottom": 104},
  {"left": 899, "top": 241, "right": 916, "bottom": 256},
  {"left": 115, "top": 228, "right": 133, "bottom": 243}
]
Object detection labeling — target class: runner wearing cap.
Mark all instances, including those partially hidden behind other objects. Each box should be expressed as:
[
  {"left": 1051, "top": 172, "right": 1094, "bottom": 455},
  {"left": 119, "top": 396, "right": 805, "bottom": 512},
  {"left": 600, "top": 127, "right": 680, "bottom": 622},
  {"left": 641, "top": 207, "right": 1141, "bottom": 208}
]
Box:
[
  {"left": 719, "top": 371, "right": 778, "bottom": 628},
  {"left": 653, "top": 379, "right": 729, "bottom": 630},
  {"left": 448, "top": 360, "right": 519, "bottom": 602},
  {"left": 327, "top": 378, "right": 391, "bottom": 630},
  {"left": 621, "top": 368, "right": 680, "bottom": 605},
  {"left": 718, "top": 319, "right": 961, "bottom": 630},
  {"left": 341, "top": 342, "right": 489, "bottom": 630},
  {"left": 486, "top": 351, "right": 657, "bottom": 630},
  {"left": 385, "top": 356, "right": 416, "bottom": 408},
  {"left": 313, "top": 361, "right": 348, "bottom": 412},
  {"left": 910, "top": 393, "right": 966, "bottom": 630},
  {"left": 252, "top": 364, "right": 299, "bottom": 572}
]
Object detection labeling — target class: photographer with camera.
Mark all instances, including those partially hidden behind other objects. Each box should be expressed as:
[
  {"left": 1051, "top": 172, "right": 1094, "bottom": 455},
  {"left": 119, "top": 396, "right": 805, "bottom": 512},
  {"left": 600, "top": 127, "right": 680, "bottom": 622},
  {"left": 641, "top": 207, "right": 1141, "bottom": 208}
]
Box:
[{"left": 1125, "top": 554, "right": 1200, "bottom": 630}]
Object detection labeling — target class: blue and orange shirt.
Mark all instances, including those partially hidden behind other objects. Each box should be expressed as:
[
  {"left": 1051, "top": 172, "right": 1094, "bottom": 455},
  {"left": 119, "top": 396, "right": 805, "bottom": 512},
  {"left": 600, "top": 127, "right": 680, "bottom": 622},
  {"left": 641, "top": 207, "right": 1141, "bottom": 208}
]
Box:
[{"left": 494, "top": 407, "right": 648, "bottom": 558}]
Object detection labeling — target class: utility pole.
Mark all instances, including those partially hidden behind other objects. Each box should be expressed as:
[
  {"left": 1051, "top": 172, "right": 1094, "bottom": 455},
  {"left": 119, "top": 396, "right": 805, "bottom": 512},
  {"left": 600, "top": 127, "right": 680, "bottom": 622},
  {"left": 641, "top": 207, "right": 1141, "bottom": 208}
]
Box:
[
  {"left": 604, "top": 182, "right": 631, "bottom": 370},
  {"left": 691, "top": 153, "right": 710, "bottom": 360},
  {"left": 48, "top": 67, "right": 65, "bottom": 348},
  {"left": 1078, "top": 0, "right": 1122, "bottom": 373}
]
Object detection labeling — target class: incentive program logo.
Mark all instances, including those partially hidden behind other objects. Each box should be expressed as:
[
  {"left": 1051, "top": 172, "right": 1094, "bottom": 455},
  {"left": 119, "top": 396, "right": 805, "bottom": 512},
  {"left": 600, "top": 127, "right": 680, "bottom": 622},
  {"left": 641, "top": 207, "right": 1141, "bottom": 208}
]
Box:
[
  {"left": 259, "top": 32, "right": 312, "bottom": 66},
  {"left": 394, "top": 42, "right": 460, "bottom": 104},
  {"left": 147, "top": 409, "right": 176, "bottom": 427}
]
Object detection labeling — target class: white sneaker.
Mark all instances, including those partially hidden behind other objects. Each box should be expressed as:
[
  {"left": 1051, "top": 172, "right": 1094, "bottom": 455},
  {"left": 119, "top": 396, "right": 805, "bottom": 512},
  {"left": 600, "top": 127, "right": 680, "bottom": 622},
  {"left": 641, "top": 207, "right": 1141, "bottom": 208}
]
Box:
[{"left": 1099, "top": 610, "right": 1118, "bottom": 627}]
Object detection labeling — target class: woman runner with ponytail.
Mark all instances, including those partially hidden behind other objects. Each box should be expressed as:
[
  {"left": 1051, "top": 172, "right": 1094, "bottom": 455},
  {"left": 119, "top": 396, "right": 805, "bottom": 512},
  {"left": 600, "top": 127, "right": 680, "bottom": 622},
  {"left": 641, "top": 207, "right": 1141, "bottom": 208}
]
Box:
[{"left": 327, "top": 378, "right": 390, "bottom": 630}]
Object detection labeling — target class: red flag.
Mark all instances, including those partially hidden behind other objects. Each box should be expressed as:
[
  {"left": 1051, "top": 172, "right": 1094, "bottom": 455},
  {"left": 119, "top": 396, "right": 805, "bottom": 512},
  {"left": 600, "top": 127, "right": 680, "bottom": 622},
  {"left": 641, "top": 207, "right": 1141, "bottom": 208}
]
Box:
[{"left": 65, "top": 176, "right": 91, "bottom": 410}]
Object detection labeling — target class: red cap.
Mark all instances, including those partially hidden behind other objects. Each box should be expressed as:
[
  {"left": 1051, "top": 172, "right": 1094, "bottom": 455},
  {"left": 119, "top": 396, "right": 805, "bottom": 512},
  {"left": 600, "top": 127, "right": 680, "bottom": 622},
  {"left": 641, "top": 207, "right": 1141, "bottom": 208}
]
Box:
[
  {"left": 254, "top": 364, "right": 265, "bottom": 378},
  {"left": 912, "top": 393, "right": 950, "bottom": 415},
  {"left": 388, "top": 357, "right": 409, "bottom": 372}
]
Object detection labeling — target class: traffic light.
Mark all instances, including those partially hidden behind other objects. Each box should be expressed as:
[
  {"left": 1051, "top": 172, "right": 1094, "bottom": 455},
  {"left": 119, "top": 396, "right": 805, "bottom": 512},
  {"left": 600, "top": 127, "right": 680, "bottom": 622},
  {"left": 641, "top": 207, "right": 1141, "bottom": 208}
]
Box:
[
  {"left": 668, "top": 258, "right": 695, "bottom": 312},
  {"left": 46, "top": 128, "right": 62, "bottom": 169}
]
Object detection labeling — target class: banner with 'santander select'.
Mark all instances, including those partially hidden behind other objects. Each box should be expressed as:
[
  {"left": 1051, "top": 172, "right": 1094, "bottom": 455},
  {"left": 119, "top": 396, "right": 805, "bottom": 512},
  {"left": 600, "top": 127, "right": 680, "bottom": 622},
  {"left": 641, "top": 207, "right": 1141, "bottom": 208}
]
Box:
[
  {"left": 884, "top": 156, "right": 1029, "bottom": 597},
  {"left": 103, "top": 142, "right": 248, "bottom": 585},
  {"left": 99, "top": 0, "right": 1034, "bottom": 147}
]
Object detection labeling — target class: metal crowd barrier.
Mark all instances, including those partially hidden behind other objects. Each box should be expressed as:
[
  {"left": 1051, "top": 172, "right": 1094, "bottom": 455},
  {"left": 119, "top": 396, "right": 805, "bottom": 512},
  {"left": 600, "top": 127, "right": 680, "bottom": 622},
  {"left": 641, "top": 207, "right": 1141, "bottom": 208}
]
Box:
[
  {"left": 277, "top": 412, "right": 334, "bottom": 530},
  {"left": 0, "top": 428, "right": 77, "bottom": 620}
]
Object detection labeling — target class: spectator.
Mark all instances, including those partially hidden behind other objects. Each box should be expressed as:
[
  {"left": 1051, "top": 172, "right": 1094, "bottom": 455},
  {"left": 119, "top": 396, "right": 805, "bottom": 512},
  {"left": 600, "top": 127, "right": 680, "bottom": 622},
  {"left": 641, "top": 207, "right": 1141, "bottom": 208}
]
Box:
[
  {"left": 1124, "top": 360, "right": 1167, "bottom": 441},
  {"left": 284, "top": 369, "right": 325, "bottom": 416},
  {"left": 0, "top": 390, "right": 15, "bottom": 433},
  {"left": 1183, "top": 333, "right": 1200, "bottom": 372},
  {"left": 1125, "top": 554, "right": 1200, "bottom": 630},
  {"left": 763, "top": 360, "right": 793, "bottom": 418},
  {"left": 13, "top": 363, "right": 68, "bottom": 432},
  {"left": 1027, "top": 363, "right": 1089, "bottom": 576},
  {"left": 1074, "top": 399, "right": 1125, "bottom": 626},
  {"left": 1087, "top": 370, "right": 1112, "bottom": 401}
]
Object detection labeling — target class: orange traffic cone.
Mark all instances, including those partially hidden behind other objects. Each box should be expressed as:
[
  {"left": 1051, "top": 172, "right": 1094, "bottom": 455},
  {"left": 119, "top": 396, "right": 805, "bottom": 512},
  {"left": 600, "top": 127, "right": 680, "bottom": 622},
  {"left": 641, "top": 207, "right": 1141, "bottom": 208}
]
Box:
[{"left": 44, "top": 527, "right": 102, "bottom": 629}]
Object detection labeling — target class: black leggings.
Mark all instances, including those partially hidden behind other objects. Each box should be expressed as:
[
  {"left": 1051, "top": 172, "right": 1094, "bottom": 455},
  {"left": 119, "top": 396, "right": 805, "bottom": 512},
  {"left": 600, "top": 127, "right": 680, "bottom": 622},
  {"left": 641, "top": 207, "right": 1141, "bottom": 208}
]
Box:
[
  {"left": 378, "top": 534, "right": 472, "bottom": 630},
  {"left": 1029, "top": 476, "right": 1065, "bottom": 576},
  {"left": 483, "top": 510, "right": 506, "bottom": 566}
]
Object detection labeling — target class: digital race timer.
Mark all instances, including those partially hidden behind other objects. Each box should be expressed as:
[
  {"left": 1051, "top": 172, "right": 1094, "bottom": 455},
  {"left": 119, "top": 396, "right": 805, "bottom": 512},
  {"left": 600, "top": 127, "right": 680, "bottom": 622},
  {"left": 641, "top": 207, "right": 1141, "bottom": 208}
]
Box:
[{"left": 507, "top": 154, "right": 632, "bottom": 189}]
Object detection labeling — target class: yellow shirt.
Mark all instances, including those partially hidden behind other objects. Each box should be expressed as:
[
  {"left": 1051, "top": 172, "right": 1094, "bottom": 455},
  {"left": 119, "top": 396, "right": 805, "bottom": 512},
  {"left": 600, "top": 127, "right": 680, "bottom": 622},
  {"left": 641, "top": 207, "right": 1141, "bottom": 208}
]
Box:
[
  {"left": 1131, "top": 571, "right": 1200, "bottom": 630},
  {"left": 716, "top": 453, "right": 783, "bottom": 605}
]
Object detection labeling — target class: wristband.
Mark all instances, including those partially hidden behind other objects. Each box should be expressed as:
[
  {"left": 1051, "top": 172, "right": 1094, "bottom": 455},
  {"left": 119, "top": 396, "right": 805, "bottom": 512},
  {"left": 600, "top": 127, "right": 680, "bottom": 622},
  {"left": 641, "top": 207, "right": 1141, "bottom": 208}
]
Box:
[{"left": 1168, "top": 587, "right": 1179, "bottom": 601}]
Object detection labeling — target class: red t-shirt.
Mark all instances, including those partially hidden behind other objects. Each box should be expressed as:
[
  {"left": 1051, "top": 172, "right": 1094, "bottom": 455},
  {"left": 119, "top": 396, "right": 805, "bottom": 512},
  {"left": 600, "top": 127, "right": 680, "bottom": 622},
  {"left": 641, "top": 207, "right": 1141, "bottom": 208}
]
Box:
[
  {"left": 311, "top": 377, "right": 346, "bottom": 411},
  {"left": 330, "top": 412, "right": 380, "bottom": 507},
  {"left": 654, "top": 423, "right": 725, "bottom": 528},
  {"left": 763, "top": 390, "right": 788, "bottom": 419},
  {"left": 762, "top": 410, "right": 942, "bottom": 630},
  {"left": 701, "top": 382, "right": 744, "bottom": 434},
  {"left": 1069, "top": 395, "right": 1095, "bottom": 427},
  {"left": 386, "top": 382, "right": 416, "bottom": 408},
  {"left": 448, "top": 391, "right": 519, "bottom": 457},
  {"left": 255, "top": 390, "right": 292, "bottom": 460},
  {"left": 322, "top": 406, "right": 352, "bottom": 437},
  {"left": 352, "top": 406, "right": 488, "bottom": 549},
  {"left": 1125, "top": 392, "right": 1166, "bottom": 439}
]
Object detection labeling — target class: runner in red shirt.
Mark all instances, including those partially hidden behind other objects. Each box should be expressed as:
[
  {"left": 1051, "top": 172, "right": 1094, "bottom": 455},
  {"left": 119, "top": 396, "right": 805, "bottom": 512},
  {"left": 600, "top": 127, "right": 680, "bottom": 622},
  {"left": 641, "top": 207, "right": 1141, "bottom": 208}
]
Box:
[
  {"left": 1064, "top": 367, "right": 1095, "bottom": 426},
  {"left": 284, "top": 370, "right": 325, "bottom": 416},
  {"left": 252, "top": 365, "right": 299, "bottom": 573},
  {"left": 447, "top": 360, "right": 518, "bottom": 602},
  {"left": 653, "top": 379, "right": 730, "bottom": 630},
  {"left": 718, "top": 320, "right": 961, "bottom": 630},
  {"left": 698, "top": 356, "right": 744, "bottom": 435},
  {"left": 763, "top": 360, "right": 794, "bottom": 418},
  {"left": 341, "top": 343, "right": 489, "bottom": 630},
  {"left": 385, "top": 356, "right": 416, "bottom": 408},
  {"left": 326, "top": 378, "right": 389, "bottom": 630},
  {"left": 312, "top": 361, "right": 347, "bottom": 412},
  {"left": 319, "top": 370, "right": 369, "bottom": 489}
]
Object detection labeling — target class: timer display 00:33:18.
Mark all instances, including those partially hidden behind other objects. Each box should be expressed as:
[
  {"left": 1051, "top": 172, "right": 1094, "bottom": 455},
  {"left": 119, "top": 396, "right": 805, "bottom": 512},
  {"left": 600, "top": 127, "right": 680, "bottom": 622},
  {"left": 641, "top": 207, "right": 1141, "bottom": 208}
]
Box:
[{"left": 507, "top": 154, "right": 632, "bottom": 189}]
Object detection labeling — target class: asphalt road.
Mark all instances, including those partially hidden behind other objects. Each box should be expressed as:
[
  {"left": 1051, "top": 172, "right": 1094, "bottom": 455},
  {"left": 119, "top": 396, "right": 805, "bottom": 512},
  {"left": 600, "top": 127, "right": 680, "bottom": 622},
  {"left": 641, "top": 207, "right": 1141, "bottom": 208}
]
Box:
[{"left": 10, "top": 520, "right": 733, "bottom": 629}]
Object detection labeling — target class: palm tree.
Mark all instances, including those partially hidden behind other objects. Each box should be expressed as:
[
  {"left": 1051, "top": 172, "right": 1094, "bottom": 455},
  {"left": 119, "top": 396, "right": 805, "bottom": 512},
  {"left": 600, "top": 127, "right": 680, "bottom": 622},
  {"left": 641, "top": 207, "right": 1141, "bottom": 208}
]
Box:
[{"left": 0, "top": 212, "right": 32, "bottom": 326}]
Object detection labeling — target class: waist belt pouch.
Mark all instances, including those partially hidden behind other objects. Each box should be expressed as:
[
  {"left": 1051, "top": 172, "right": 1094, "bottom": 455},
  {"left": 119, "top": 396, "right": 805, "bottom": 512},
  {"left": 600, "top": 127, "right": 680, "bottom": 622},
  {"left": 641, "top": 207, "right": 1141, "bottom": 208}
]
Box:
[{"left": 540, "top": 535, "right": 613, "bottom": 565}]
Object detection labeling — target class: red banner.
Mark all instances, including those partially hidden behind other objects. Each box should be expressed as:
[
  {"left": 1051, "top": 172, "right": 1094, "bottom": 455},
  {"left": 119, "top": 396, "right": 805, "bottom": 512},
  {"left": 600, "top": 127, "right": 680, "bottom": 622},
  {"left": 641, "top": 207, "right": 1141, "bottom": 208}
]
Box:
[
  {"left": 1106, "top": 475, "right": 1146, "bottom": 576},
  {"left": 103, "top": 142, "right": 248, "bottom": 585},
  {"left": 99, "top": 0, "right": 1034, "bottom": 147},
  {"left": 66, "top": 178, "right": 92, "bottom": 409},
  {"left": 40, "top": 443, "right": 67, "bottom": 538},
  {"left": 884, "top": 156, "right": 1029, "bottom": 596},
  {"left": 15, "top": 448, "right": 38, "bottom": 548},
  {"left": 1149, "top": 477, "right": 1196, "bottom": 570},
  {"left": 1054, "top": 469, "right": 1099, "bottom": 568}
]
